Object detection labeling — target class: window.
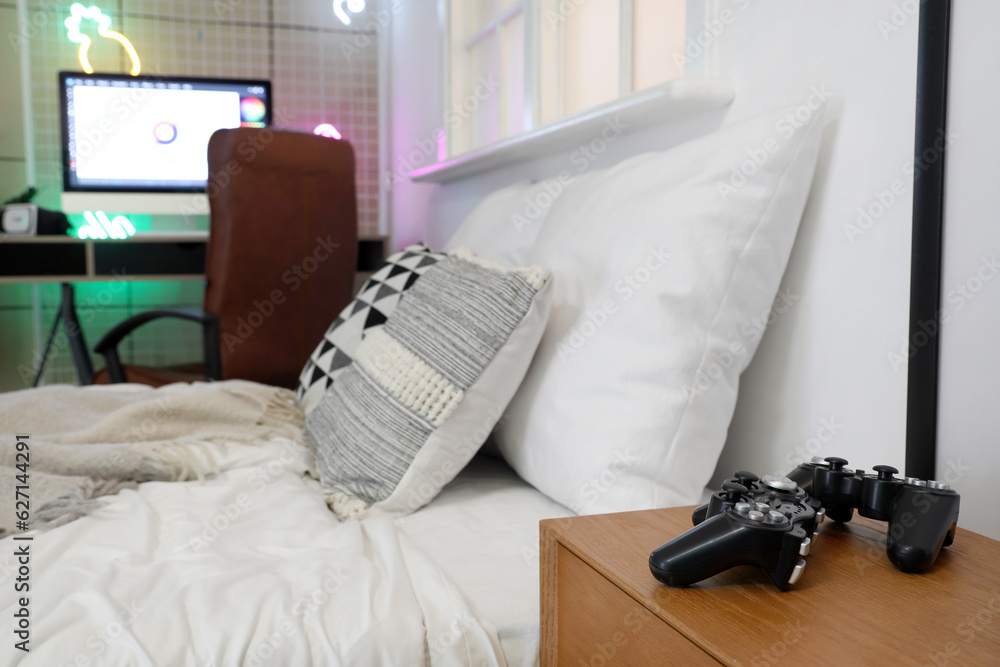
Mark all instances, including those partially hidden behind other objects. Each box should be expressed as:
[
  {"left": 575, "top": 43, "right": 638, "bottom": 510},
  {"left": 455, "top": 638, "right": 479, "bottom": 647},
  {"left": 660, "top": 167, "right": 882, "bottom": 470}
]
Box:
[{"left": 446, "top": 0, "right": 686, "bottom": 156}]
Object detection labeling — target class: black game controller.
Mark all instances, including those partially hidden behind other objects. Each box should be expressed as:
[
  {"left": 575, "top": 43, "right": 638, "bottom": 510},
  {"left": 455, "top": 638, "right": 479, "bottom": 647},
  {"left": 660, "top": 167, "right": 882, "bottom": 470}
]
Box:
[
  {"left": 655, "top": 457, "right": 961, "bottom": 590},
  {"left": 650, "top": 474, "right": 816, "bottom": 591},
  {"left": 801, "top": 456, "right": 960, "bottom": 573}
]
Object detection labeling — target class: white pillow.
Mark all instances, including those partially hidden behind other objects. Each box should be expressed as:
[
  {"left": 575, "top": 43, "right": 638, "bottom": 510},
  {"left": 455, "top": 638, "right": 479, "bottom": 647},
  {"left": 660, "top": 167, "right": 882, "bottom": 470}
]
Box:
[
  {"left": 444, "top": 176, "right": 573, "bottom": 266},
  {"left": 494, "top": 104, "right": 826, "bottom": 514}
]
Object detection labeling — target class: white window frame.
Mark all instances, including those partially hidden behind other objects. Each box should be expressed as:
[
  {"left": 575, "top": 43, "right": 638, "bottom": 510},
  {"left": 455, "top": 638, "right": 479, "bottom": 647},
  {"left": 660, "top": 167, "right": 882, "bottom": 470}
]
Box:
[{"left": 444, "top": 0, "right": 706, "bottom": 158}]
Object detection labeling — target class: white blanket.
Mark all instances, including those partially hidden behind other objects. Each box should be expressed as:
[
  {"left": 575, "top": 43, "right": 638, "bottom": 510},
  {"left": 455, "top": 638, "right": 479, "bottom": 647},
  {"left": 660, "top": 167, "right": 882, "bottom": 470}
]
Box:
[{"left": 0, "top": 437, "right": 506, "bottom": 666}]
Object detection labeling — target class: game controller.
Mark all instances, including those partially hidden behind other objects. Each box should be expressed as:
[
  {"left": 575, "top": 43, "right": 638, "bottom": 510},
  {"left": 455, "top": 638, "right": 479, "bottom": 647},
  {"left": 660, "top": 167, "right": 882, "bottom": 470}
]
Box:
[
  {"left": 799, "top": 456, "right": 960, "bottom": 572},
  {"left": 649, "top": 480, "right": 812, "bottom": 591},
  {"left": 651, "top": 457, "right": 961, "bottom": 590}
]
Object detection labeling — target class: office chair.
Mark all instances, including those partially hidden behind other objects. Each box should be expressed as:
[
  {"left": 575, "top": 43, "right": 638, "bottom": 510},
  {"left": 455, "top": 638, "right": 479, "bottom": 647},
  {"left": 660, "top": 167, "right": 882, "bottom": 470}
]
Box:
[{"left": 93, "top": 128, "right": 359, "bottom": 389}]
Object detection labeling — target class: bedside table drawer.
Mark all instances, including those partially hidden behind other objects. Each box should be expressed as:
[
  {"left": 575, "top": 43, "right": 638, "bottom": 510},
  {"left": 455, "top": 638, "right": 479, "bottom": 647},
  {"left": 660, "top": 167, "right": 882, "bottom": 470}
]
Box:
[{"left": 543, "top": 544, "right": 720, "bottom": 665}]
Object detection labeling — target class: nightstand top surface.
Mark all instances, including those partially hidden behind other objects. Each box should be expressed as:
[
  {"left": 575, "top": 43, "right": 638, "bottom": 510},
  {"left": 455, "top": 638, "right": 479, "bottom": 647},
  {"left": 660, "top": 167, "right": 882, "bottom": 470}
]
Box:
[{"left": 542, "top": 506, "right": 1000, "bottom": 665}]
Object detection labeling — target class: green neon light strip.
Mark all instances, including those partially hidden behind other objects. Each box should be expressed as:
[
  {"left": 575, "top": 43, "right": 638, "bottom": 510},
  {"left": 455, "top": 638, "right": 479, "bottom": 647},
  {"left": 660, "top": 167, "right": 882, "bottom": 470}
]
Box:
[{"left": 77, "top": 210, "right": 136, "bottom": 239}]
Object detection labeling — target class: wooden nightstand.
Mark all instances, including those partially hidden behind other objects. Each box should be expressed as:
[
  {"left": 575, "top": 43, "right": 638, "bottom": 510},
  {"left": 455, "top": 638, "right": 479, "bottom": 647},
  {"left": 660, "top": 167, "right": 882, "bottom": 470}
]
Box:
[{"left": 540, "top": 506, "right": 1000, "bottom": 666}]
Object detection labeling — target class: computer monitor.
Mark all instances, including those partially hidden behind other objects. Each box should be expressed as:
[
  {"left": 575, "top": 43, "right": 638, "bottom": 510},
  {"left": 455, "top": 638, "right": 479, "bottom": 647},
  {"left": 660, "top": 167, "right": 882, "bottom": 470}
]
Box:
[{"left": 58, "top": 71, "right": 272, "bottom": 214}]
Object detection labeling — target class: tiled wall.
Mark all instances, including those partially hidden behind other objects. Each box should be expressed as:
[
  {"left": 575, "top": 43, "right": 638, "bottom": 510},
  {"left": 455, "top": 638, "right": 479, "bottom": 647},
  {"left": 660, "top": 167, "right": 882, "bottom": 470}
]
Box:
[{"left": 0, "top": 0, "right": 380, "bottom": 391}]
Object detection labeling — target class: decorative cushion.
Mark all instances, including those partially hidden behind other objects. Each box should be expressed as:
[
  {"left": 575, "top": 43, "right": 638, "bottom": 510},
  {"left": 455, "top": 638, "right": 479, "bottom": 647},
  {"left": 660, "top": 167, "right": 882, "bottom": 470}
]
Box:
[
  {"left": 295, "top": 243, "right": 444, "bottom": 414},
  {"left": 304, "top": 248, "right": 553, "bottom": 519},
  {"left": 494, "top": 103, "right": 827, "bottom": 515}
]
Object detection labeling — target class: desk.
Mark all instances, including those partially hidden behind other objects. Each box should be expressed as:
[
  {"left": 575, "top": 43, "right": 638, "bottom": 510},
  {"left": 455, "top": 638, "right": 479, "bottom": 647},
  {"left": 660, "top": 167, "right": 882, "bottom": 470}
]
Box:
[
  {"left": 0, "top": 233, "right": 387, "bottom": 384},
  {"left": 0, "top": 232, "right": 209, "bottom": 284}
]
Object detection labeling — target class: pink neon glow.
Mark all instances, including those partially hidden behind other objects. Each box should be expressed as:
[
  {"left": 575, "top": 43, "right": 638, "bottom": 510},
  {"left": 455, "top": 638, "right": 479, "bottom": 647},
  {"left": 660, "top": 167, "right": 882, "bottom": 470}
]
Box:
[
  {"left": 313, "top": 123, "right": 342, "bottom": 139},
  {"left": 436, "top": 129, "right": 446, "bottom": 162}
]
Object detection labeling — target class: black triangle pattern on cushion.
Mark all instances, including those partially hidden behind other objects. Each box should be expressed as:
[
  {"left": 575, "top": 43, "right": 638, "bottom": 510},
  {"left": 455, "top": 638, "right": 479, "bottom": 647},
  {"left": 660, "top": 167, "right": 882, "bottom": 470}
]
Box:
[
  {"left": 295, "top": 243, "right": 446, "bottom": 413},
  {"left": 363, "top": 308, "right": 388, "bottom": 330}
]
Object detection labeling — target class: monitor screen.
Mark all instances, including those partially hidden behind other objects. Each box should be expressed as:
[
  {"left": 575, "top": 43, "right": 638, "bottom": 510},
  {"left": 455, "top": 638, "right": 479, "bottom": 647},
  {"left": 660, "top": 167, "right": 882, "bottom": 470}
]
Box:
[{"left": 59, "top": 71, "right": 272, "bottom": 193}]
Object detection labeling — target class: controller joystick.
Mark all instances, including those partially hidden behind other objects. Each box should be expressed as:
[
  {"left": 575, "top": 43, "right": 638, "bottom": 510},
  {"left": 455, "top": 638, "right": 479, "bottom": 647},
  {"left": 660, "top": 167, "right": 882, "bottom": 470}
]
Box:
[
  {"left": 813, "top": 457, "right": 862, "bottom": 523},
  {"left": 723, "top": 481, "right": 748, "bottom": 502},
  {"left": 824, "top": 456, "right": 849, "bottom": 471},
  {"left": 873, "top": 465, "right": 897, "bottom": 480},
  {"left": 858, "top": 465, "right": 904, "bottom": 521},
  {"left": 693, "top": 481, "right": 749, "bottom": 524},
  {"left": 734, "top": 470, "right": 760, "bottom": 489}
]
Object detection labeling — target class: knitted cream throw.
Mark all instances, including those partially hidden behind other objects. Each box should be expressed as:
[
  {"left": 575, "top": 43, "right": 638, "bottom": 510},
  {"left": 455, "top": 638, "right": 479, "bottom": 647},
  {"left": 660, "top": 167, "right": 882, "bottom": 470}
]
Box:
[{"left": 0, "top": 380, "right": 304, "bottom": 538}]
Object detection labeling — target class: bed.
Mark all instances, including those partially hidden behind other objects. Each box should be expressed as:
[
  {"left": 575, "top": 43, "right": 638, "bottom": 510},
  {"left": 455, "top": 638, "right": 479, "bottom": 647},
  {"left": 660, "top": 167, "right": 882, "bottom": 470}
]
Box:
[{"left": 0, "top": 100, "right": 826, "bottom": 666}]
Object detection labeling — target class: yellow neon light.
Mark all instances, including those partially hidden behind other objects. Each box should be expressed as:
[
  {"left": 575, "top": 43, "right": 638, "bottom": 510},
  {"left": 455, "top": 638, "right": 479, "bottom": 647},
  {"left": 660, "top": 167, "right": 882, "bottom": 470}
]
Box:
[{"left": 65, "top": 4, "right": 141, "bottom": 76}]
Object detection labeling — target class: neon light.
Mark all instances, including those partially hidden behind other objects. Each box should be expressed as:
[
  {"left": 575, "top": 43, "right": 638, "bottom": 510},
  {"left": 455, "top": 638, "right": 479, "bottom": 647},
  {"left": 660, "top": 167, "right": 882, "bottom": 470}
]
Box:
[
  {"left": 333, "top": 0, "right": 365, "bottom": 25},
  {"left": 313, "top": 123, "right": 343, "bottom": 140},
  {"left": 77, "top": 211, "right": 135, "bottom": 240},
  {"left": 437, "top": 129, "right": 446, "bottom": 162},
  {"left": 65, "top": 4, "right": 141, "bottom": 76}
]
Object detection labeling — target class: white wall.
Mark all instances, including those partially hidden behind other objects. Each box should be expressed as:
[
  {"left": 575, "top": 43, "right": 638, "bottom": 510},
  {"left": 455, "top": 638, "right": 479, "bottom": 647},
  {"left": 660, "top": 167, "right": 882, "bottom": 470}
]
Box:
[
  {"left": 388, "top": 1, "right": 996, "bottom": 538},
  {"left": 710, "top": 2, "right": 918, "bottom": 486},
  {"left": 937, "top": 1, "right": 1000, "bottom": 540}
]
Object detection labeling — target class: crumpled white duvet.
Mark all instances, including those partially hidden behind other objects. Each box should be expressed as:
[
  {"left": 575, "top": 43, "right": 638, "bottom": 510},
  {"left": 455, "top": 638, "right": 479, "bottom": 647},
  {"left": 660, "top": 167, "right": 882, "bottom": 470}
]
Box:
[{"left": 0, "top": 438, "right": 506, "bottom": 666}]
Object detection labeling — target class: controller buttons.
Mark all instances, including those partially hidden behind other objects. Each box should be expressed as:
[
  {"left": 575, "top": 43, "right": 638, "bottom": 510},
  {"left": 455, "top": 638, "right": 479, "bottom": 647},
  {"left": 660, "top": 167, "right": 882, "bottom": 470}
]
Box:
[
  {"left": 913, "top": 480, "right": 929, "bottom": 487},
  {"left": 735, "top": 502, "right": 752, "bottom": 515},
  {"left": 761, "top": 474, "right": 798, "bottom": 492},
  {"left": 755, "top": 501, "right": 771, "bottom": 513},
  {"left": 789, "top": 559, "right": 807, "bottom": 585},
  {"left": 810, "top": 456, "right": 826, "bottom": 464},
  {"left": 799, "top": 537, "right": 812, "bottom": 556},
  {"left": 815, "top": 508, "right": 826, "bottom": 524},
  {"left": 747, "top": 510, "right": 765, "bottom": 523},
  {"left": 873, "top": 465, "right": 898, "bottom": 480},
  {"left": 905, "top": 477, "right": 921, "bottom": 485},
  {"left": 929, "top": 480, "right": 951, "bottom": 490},
  {"left": 765, "top": 510, "right": 787, "bottom": 525}
]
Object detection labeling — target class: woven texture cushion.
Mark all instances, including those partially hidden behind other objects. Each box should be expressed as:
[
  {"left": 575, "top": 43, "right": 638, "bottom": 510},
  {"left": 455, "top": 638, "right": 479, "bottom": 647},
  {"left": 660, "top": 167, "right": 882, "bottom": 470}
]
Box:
[
  {"left": 304, "top": 248, "right": 553, "bottom": 519},
  {"left": 295, "top": 243, "right": 444, "bottom": 414}
]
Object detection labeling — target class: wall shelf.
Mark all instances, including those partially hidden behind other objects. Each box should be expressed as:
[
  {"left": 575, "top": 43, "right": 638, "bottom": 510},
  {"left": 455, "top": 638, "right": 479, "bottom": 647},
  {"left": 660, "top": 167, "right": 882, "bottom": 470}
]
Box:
[{"left": 409, "top": 78, "right": 735, "bottom": 184}]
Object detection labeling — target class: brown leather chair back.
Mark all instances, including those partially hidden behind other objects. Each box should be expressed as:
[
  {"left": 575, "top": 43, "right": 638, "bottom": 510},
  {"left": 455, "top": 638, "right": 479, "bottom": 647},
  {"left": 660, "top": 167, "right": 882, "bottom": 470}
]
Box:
[{"left": 205, "top": 128, "right": 358, "bottom": 388}]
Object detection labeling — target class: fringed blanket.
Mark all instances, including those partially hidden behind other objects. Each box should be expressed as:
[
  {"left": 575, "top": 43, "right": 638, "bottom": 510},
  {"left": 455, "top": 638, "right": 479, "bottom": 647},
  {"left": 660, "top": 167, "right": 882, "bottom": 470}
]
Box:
[{"left": 0, "top": 380, "right": 304, "bottom": 537}]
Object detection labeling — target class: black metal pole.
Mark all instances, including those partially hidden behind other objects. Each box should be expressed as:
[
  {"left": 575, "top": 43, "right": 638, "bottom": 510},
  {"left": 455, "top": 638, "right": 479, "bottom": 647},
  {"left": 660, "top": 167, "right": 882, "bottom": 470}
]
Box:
[{"left": 906, "top": 0, "right": 951, "bottom": 480}]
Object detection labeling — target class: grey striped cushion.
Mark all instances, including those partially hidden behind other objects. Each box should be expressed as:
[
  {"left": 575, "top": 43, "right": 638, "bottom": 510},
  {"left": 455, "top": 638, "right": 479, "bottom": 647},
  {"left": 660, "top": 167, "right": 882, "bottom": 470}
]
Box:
[{"left": 304, "top": 248, "right": 552, "bottom": 518}]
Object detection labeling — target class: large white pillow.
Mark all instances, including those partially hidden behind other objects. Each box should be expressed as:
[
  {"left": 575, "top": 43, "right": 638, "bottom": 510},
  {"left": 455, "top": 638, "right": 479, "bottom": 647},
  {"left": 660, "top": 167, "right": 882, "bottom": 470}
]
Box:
[
  {"left": 444, "top": 176, "right": 575, "bottom": 266},
  {"left": 494, "top": 104, "right": 826, "bottom": 514}
]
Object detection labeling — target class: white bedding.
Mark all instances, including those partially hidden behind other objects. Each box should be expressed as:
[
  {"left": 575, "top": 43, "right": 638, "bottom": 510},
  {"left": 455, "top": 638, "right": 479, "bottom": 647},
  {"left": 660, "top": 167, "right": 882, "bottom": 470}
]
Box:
[
  {"left": 397, "top": 455, "right": 574, "bottom": 667},
  {"left": 0, "top": 438, "right": 506, "bottom": 666}
]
